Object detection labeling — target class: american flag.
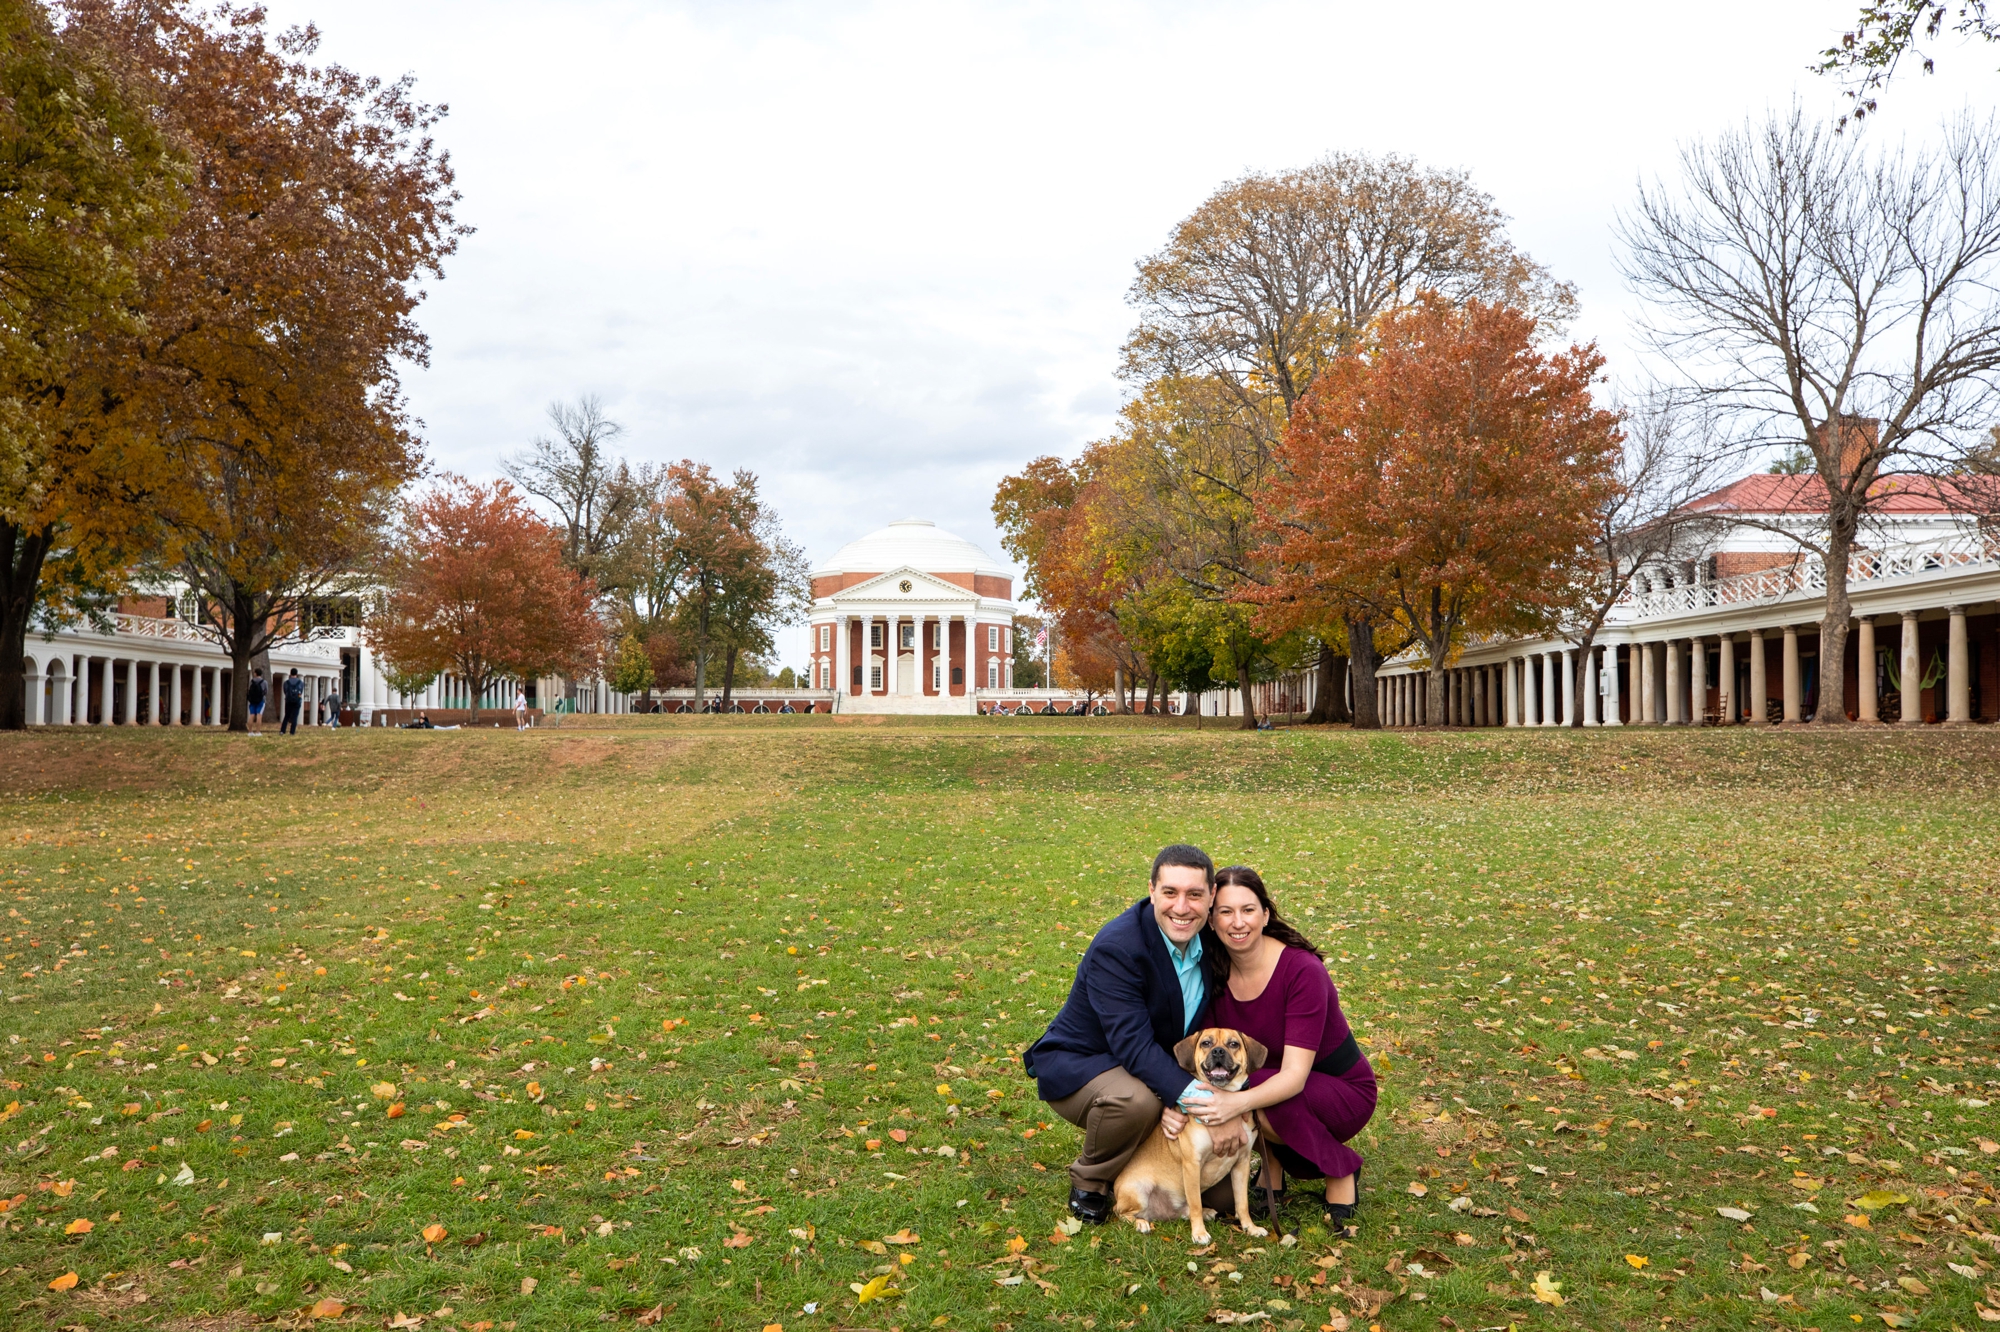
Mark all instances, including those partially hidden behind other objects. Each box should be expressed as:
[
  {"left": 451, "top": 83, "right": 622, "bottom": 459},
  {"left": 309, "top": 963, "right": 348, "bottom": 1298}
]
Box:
[{"left": 1033, "top": 629, "right": 1048, "bottom": 650}]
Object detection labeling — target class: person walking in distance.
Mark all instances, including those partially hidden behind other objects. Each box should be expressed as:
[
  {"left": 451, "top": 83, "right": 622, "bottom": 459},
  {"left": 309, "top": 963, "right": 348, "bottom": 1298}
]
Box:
[
  {"left": 281, "top": 668, "right": 304, "bottom": 735},
  {"left": 246, "top": 669, "right": 268, "bottom": 733},
  {"left": 514, "top": 686, "right": 529, "bottom": 731}
]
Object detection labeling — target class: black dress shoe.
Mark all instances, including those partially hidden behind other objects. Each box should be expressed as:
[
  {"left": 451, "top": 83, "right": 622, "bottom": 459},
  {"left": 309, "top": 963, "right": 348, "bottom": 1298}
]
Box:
[{"left": 1068, "top": 1186, "right": 1111, "bottom": 1223}]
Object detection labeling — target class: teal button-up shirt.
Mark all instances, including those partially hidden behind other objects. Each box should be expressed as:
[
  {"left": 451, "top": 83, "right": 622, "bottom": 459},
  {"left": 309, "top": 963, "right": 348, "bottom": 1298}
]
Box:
[
  {"left": 1161, "top": 927, "right": 1210, "bottom": 1108},
  {"left": 1161, "top": 926, "right": 1205, "bottom": 1034}
]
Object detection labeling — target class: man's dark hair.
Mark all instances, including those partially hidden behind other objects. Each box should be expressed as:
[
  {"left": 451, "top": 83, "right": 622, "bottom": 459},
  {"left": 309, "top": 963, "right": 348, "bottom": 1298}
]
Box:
[{"left": 1150, "top": 843, "right": 1214, "bottom": 886}]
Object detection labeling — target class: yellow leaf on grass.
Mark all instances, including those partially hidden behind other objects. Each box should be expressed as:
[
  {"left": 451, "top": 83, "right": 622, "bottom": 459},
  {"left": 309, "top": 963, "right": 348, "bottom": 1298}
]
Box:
[
  {"left": 1624, "top": 1254, "right": 1648, "bottom": 1269},
  {"left": 513, "top": 1130, "right": 536, "bottom": 1140},
  {"left": 1531, "top": 1272, "right": 1565, "bottom": 1306},
  {"left": 1006, "top": 1236, "right": 1028, "bottom": 1254},
  {"left": 370, "top": 1082, "right": 398, "bottom": 1098},
  {"left": 1897, "top": 1276, "right": 1931, "bottom": 1296},
  {"left": 64, "top": 1218, "right": 94, "bottom": 1235},
  {"left": 422, "top": 1223, "right": 447, "bottom": 1243},
  {"left": 1844, "top": 1213, "right": 1873, "bottom": 1229},
  {"left": 49, "top": 1271, "right": 78, "bottom": 1291},
  {"left": 520, "top": 1277, "right": 538, "bottom": 1296},
  {"left": 1406, "top": 1181, "right": 1427, "bottom": 1197},
  {"left": 883, "top": 1228, "right": 921, "bottom": 1245},
  {"left": 858, "top": 1240, "right": 888, "bottom": 1255},
  {"left": 308, "top": 1297, "right": 347, "bottom": 1319},
  {"left": 850, "top": 1273, "right": 900, "bottom": 1304},
  {"left": 1851, "top": 1191, "right": 1910, "bottom": 1211}
]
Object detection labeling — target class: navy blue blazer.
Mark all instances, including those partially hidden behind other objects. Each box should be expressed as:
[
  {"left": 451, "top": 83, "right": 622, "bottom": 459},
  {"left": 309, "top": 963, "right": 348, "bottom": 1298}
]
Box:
[{"left": 1023, "top": 897, "right": 1226, "bottom": 1106}]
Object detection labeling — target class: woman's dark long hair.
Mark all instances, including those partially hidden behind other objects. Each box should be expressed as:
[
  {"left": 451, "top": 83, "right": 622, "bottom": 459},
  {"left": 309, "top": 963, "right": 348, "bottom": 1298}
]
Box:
[{"left": 1214, "top": 866, "right": 1324, "bottom": 964}]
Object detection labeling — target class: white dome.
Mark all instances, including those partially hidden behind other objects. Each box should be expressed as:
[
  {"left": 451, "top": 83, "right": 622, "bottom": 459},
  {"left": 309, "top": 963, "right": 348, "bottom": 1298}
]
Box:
[{"left": 813, "top": 518, "right": 1011, "bottom": 580}]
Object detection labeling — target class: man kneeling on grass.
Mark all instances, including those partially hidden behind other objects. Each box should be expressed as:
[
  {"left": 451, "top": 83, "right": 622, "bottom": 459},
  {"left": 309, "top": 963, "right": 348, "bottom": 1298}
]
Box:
[{"left": 1022, "top": 843, "right": 1252, "bottom": 1223}]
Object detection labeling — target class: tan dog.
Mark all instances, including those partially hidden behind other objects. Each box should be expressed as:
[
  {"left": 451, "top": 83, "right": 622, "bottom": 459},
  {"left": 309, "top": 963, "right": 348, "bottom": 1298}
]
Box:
[{"left": 1111, "top": 1027, "right": 1270, "bottom": 1243}]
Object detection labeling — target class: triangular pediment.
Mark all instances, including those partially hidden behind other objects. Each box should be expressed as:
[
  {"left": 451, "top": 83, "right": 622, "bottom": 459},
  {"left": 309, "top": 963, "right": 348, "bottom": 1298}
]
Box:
[{"left": 829, "top": 567, "right": 979, "bottom": 602}]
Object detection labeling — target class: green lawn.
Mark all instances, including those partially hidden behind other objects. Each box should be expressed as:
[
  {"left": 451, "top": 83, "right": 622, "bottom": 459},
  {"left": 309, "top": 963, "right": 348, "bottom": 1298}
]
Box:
[{"left": 2, "top": 717, "right": 1999, "bottom": 1332}]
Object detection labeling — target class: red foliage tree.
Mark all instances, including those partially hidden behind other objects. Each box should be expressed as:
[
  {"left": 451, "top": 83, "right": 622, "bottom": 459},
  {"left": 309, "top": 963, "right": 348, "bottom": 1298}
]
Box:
[
  {"left": 366, "top": 478, "right": 601, "bottom": 722},
  {"left": 1254, "top": 298, "right": 1621, "bottom": 726}
]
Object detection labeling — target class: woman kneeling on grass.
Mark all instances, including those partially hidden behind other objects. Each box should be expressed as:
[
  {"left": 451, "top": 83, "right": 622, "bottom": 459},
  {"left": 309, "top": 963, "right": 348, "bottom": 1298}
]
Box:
[{"left": 1185, "top": 865, "right": 1376, "bottom": 1223}]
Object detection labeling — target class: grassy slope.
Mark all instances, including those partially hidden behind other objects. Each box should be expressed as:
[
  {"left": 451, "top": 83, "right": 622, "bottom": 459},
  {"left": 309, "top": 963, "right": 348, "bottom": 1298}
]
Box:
[{"left": 0, "top": 718, "right": 1997, "bottom": 1332}]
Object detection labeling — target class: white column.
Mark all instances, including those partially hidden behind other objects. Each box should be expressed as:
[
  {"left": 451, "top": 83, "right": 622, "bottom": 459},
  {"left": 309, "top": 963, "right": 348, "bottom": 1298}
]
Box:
[
  {"left": 117, "top": 658, "right": 134, "bottom": 725},
  {"left": 1718, "top": 636, "right": 1737, "bottom": 725},
  {"left": 24, "top": 658, "right": 43, "bottom": 726},
  {"left": 1786, "top": 624, "right": 1806, "bottom": 725},
  {"left": 93, "top": 656, "right": 110, "bottom": 726},
  {"left": 1748, "top": 631, "right": 1768, "bottom": 726},
  {"left": 1498, "top": 660, "right": 1513, "bottom": 727},
  {"left": 167, "top": 663, "right": 182, "bottom": 726},
  {"left": 1520, "top": 659, "right": 1536, "bottom": 726},
  {"left": 886, "top": 615, "right": 900, "bottom": 697},
  {"left": 1581, "top": 646, "right": 1599, "bottom": 725},
  {"left": 1689, "top": 638, "right": 1704, "bottom": 725},
  {"left": 1664, "top": 640, "right": 1682, "bottom": 725},
  {"left": 834, "top": 615, "right": 850, "bottom": 706},
  {"left": 1560, "top": 648, "right": 1576, "bottom": 725},
  {"left": 1948, "top": 606, "right": 1971, "bottom": 724},
  {"left": 1856, "top": 618, "right": 1878, "bottom": 723},
  {"left": 1603, "top": 645, "right": 1623, "bottom": 726}
]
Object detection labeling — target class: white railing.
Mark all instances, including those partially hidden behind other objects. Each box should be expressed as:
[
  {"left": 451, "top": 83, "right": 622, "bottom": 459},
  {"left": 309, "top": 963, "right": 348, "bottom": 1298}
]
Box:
[
  {"left": 1621, "top": 528, "right": 2000, "bottom": 621},
  {"left": 95, "top": 613, "right": 340, "bottom": 660},
  {"left": 107, "top": 613, "right": 212, "bottom": 643}
]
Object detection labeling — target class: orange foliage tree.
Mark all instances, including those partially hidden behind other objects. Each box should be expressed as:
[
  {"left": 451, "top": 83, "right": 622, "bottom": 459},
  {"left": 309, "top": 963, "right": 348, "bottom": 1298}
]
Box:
[
  {"left": 366, "top": 478, "right": 601, "bottom": 723},
  {"left": 992, "top": 447, "right": 1135, "bottom": 706},
  {"left": 1254, "top": 299, "right": 1621, "bottom": 726}
]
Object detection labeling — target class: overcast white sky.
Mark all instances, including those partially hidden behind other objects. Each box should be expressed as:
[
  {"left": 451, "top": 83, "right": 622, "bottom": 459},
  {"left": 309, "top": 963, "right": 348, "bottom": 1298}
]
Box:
[{"left": 262, "top": 0, "right": 1991, "bottom": 670}]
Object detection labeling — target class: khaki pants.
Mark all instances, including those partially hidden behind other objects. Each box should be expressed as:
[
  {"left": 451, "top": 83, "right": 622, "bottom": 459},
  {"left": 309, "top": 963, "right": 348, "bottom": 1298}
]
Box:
[{"left": 1049, "top": 1066, "right": 1163, "bottom": 1194}]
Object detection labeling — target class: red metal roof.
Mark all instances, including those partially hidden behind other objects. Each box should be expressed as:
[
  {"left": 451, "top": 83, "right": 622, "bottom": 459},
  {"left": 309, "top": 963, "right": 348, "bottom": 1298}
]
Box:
[{"left": 1686, "top": 472, "right": 1995, "bottom": 516}]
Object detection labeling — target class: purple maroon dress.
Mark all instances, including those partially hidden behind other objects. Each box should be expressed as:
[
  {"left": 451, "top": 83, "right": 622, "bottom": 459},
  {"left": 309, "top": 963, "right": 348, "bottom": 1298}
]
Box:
[{"left": 1211, "top": 946, "right": 1376, "bottom": 1183}]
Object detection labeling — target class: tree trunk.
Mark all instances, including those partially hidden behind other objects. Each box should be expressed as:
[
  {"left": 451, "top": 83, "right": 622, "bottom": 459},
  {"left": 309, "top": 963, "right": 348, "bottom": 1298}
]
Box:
[
  {"left": 1237, "top": 660, "right": 1258, "bottom": 730},
  {"left": 693, "top": 638, "right": 709, "bottom": 711},
  {"left": 225, "top": 588, "right": 257, "bottom": 732},
  {"left": 1815, "top": 520, "right": 1856, "bottom": 724},
  {"left": 1304, "top": 642, "right": 1350, "bottom": 724},
  {"left": 0, "top": 522, "right": 54, "bottom": 731},
  {"left": 721, "top": 644, "right": 738, "bottom": 708},
  {"left": 1346, "top": 615, "right": 1382, "bottom": 729},
  {"left": 1143, "top": 673, "right": 1157, "bottom": 717},
  {"left": 1427, "top": 663, "right": 1449, "bottom": 728}
]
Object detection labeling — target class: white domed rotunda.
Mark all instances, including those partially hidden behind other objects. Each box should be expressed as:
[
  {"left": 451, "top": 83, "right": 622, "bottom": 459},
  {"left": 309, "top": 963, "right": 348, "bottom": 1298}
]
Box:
[{"left": 806, "top": 519, "right": 1018, "bottom": 714}]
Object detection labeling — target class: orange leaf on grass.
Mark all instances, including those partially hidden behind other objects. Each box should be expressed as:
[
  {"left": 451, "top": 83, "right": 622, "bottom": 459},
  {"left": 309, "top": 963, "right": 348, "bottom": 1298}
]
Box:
[
  {"left": 883, "top": 1229, "right": 921, "bottom": 1245},
  {"left": 421, "top": 1223, "right": 447, "bottom": 1243},
  {"left": 307, "top": 1297, "right": 347, "bottom": 1319},
  {"left": 63, "top": 1218, "right": 93, "bottom": 1234},
  {"left": 723, "top": 1227, "right": 754, "bottom": 1249},
  {"left": 49, "top": 1271, "right": 79, "bottom": 1291},
  {"left": 889, "top": 1129, "right": 908, "bottom": 1143},
  {"left": 385, "top": 1102, "right": 406, "bottom": 1119}
]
